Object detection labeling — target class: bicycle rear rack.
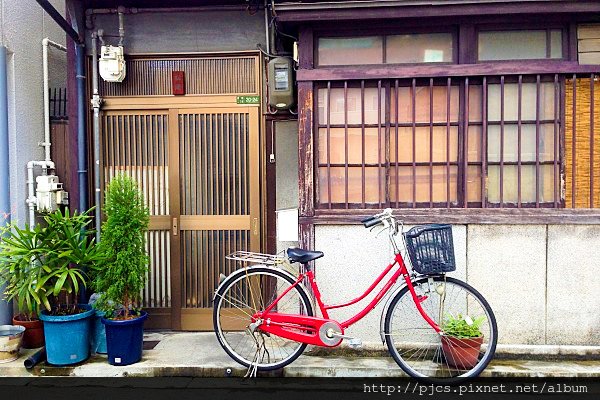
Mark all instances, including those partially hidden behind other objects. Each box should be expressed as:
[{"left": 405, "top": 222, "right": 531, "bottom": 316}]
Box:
[{"left": 226, "top": 251, "right": 285, "bottom": 266}]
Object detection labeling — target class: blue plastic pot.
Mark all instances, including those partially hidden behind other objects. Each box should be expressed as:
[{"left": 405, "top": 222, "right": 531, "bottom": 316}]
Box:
[
  {"left": 102, "top": 311, "right": 148, "bottom": 366},
  {"left": 90, "top": 309, "right": 107, "bottom": 354},
  {"left": 39, "top": 304, "right": 94, "bottom": 366}
]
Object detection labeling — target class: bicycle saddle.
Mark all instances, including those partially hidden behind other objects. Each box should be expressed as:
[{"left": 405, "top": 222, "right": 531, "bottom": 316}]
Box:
[{"left": 286, "top": 247, "right": 324, "bottom": 264}]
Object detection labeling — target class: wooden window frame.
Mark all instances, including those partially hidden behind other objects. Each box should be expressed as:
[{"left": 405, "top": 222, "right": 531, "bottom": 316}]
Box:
[
  {"left": 297, "top": 23, "right": 600, "bottom": 226},
  {"left": 475, "top": 24, "right": 569, "bottom": 63},
  {"left": 315, "top": 26, "right": 458, "bottom": 68}
]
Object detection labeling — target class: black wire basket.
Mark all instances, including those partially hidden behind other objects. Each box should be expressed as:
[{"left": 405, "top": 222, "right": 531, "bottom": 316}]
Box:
[{"left": 404, "top": 224, "right": 456, "bottom": 275}]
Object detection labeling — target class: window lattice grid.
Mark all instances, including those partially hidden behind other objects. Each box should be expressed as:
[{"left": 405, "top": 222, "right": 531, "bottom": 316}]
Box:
[{"left": 315, "top": 75, "right": 563, "bottom": 209}]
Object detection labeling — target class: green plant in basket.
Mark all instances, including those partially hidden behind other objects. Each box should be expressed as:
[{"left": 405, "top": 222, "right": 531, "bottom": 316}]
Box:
[
  {"left": 443, "top": 313, "right": 486, "bottom": 339},
  {"left": 91, "top": 174, "right": 149, "bottom": 320}
]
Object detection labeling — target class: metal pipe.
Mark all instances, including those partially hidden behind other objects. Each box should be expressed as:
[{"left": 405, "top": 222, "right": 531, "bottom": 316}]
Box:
[
  {"left": 264, "top": 0, "right": 271, "bottom": 55},
  {"left": 42, "top": 38, "right": 67, "bottom": 163},
  {"left": 117, "top": 7, "right": 125, "bottom": 46},
  {"left": 76, "top": 44, "right": 88, "bottom": 214},
  {"left": 86, "top": 5, "right": 246, "bottom": 15},
  {"left": 91, "top": 33, "right": 102, "bottom": 242},
  {"left": 0, "top": 46, "right": 12, "bottom": 325},
  {"left": 34, "top": 0, "right": 83, "bottom": 44}
]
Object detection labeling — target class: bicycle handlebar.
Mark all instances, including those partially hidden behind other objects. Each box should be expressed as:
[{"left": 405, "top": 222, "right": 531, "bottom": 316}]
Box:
[
  {"left": 361, "top": 209, "right": 402, "bottom": 254},
  {"left": 361, "top": 216, "right": 381, "bottom": 228}
]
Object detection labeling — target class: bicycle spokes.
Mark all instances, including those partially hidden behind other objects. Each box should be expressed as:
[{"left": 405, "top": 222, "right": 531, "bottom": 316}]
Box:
[{"left": 385, "top": 277, "right": 496, "bottom": 382}]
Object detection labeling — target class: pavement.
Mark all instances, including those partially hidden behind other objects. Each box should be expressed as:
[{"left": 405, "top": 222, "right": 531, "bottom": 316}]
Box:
[{"left": 1, "top": 332, "right": 599, "bottom": 378}]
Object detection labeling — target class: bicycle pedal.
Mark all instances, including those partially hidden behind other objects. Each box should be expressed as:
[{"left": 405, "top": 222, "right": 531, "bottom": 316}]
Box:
[{"left": 347, "top": 338, "right": 362, "bottom": 349}]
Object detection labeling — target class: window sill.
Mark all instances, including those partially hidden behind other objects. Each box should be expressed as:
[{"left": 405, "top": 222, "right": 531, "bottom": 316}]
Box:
[{"left": 302, "top": 208, "right": 600, "bottom": 225}]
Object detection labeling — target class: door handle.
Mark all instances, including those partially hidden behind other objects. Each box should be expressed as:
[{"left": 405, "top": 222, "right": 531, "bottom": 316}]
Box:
[
  {"left": 172, "top": 217, "right": 178, "bottom": 236},
  {"left": 253, "top": 217, "right": 258, "bottom": 235}
]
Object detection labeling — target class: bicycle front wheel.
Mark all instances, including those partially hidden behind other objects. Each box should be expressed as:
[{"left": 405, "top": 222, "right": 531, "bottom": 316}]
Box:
[
  {"left": 384, "top": 276, "right": 497, "bottom": 384},
  {"left": 213, "top": 266, "right": 314, "bottom": 371}
]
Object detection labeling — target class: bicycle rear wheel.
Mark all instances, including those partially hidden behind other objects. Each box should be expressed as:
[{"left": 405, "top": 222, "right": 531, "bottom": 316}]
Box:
[
  {"left": 213, "top": 266, "right": 313, "bottom": 371},
  {"left": 384, "top": 276, "right": 497, "bottom": 384}
]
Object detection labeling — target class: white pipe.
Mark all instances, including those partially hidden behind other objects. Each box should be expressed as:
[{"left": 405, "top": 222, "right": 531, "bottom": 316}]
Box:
[
  {"left": 26, "top": 160, "right": 55, "bottom": 227},
  {"left": 42, "top": 38, "right": 66, "bottom": 163}
]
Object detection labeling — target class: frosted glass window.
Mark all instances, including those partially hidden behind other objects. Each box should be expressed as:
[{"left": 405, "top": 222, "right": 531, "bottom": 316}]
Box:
[
  {"left": 550, "top": 29, "right": 563, "bottom": 59},
  {"left": 478, "top": 30, "right": 563, "bottom": 60},
  {"left": 386, "top": 33, "right": 453, "bottom": 64},
  {"left": 318, "top": 87, "right": 385, "bottom": 125},
  {"left": 485, "top": 79, "right": 558, "bottom": 205},
  {"left": 487, "top": 124, "right": 555, "bottom": 163},
  {"left": 487, "top": 82, "right": 555, "bottom": 121},
  {"left": 318, "top": 37, "right": 383, "bottom": 66},
  {"left": 487, "top": 165, "right": 554, "bottom": 203},
  {"left": 392, "top": 86, "right": 460, "bottom": 123}
]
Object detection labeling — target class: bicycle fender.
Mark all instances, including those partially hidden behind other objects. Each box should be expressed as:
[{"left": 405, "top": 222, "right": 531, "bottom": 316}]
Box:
[{"left": 212, "top": 264, "right": 308, "bottom": 302}]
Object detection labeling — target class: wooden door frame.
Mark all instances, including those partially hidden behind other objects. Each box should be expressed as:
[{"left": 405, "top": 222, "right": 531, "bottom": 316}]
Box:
[
  {"left": 100, "top": 101, "right": 263, "bottom": 330},
  {"left": 173, "top": 105, "right": 261, "bottom": 330}
]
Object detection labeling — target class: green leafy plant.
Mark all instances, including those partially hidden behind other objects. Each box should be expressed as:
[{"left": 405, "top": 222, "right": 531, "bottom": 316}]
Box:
[
  {"left": 442, "top": 313, "right": 486, "bottom": 339},
  {"left": 0, "top": 209, "right": 102, "bottom": 318},
  {"left": 91, "top": 174, "right": 149, "bottom": 320}
]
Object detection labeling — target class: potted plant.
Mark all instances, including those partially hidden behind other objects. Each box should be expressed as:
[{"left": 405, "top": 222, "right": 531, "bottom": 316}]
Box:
[
  {"left": 440, "top": 313, "right": 486, "bottom": 369},
  {"left": 0, "top": 209, "right": 102, "bottom": 365},
  {"left": 0, "top": 223, "right": 46, "bottom": 348},
  {"left": 92, "top": 175, "right": 149, "bottom": 366}
]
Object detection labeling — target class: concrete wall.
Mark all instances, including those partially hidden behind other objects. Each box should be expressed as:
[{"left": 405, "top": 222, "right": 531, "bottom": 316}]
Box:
[
  {"left": 85, "top": 10, "right": 266, "bottom": 54},
  {"left": 0, "top": 0, "right": 66, "bottom": 228},
  {"left": 312, "top": 223, "right": 600, "bottom": 347}
]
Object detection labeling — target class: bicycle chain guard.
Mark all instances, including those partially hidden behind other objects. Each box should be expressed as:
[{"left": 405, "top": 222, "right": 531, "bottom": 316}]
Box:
[{"left": 254, "top": 312, "right": 344, "bottom": 347}]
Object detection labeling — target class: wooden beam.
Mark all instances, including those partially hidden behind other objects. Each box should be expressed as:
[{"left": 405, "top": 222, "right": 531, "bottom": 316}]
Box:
[
  {"left": 298, "top": 26, "right": 314, "bottom": 70},
  {"left": 276, "top": 2, "right": 600, "bottom": 22},
  {"left": 297, "top": 62, "right": 600, "bottom": 82},
  {"left": 297, "top": 81, "right": 315, "bottom": 218}
]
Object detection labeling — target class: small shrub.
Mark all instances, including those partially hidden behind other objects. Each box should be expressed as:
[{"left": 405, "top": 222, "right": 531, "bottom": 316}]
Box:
[{"left": 92, "top": 174, "right": 149, "bottom": 319}]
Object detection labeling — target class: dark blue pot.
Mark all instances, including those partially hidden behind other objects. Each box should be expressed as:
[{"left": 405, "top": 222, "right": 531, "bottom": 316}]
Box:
[
  {"left": 90, "top": 309, "right": 107, "bottom": 354},
  {"left": 39, "top": 304, "right": 94, "bottom": 366},
  {"left": 102, "top": 311, "right": 148, "bottom": 366}
]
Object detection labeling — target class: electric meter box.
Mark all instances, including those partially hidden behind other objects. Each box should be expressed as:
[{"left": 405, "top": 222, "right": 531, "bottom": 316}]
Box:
[
  {"left": 268, "top": 57, "right": 295, "bottom": 110},
  {"left": 99, "top": 45, "right": 126, "bottom": 83}
]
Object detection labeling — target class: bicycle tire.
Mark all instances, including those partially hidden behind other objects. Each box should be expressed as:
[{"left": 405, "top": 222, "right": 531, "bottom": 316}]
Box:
[
  {"left": 384, "top": 276, "right": 497, "bottom": 384},
  {"left": 213, "top": 266, "right": 314, "bottom": 371}
]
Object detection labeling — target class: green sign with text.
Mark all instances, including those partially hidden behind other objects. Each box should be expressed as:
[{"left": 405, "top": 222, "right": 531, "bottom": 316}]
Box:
[{"left": 236, "top": 95, "right": 260, "bottom": 105}]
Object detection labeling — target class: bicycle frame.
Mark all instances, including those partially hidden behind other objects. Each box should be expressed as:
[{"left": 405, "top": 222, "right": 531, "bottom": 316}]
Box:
[{"left": 254, "top": 252, "right": 442, "bottom": 347}]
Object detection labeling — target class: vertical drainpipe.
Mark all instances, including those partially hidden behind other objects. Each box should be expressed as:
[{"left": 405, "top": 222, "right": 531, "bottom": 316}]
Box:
[
  {"left": 91, "top": 33, "right": 101, "bottom": 243},
  {"left": 76, "top": 44, "right": 87, "bottom": 214},
  {"left": 76, "top": 43, "right": 88, "bottom": 303},
  {"left": 0, "top": 46, "right": 12, "bottom": 324}
]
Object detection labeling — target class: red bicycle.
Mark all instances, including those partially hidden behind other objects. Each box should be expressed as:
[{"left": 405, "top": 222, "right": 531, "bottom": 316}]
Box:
[{"left": 213, "top": 209, "right": 497, "bottom": 383}]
